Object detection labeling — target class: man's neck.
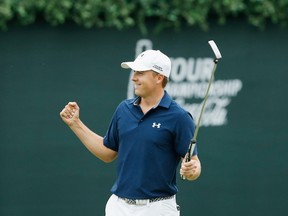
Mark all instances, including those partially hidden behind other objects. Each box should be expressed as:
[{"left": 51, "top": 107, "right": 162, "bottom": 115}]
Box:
[{"left": 139, "top": 90, "right": 165, "bottom": 113}]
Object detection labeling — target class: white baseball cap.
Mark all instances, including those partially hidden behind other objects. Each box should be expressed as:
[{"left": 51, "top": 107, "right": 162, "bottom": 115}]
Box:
[{"left": 121, "top": 50, "right": 171, "bottom": 78}]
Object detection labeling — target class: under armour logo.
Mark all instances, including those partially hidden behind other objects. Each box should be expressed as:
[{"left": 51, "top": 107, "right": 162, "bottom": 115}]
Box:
[{"left": 152, "top": 122, "right": 161, "bottom": 128}]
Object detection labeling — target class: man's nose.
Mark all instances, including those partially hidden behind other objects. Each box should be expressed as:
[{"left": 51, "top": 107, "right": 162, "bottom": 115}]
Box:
[{"left": 131, "top": 72, "right": 137, "bottom": 81}]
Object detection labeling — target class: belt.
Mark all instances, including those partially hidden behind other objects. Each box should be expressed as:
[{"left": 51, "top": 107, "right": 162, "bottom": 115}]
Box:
[{"left": 119, "top": 195, "right": 174, "bottom": 205}]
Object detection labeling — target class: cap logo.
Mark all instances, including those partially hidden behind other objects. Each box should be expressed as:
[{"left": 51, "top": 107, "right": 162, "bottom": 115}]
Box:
[{"left": 152, "top": 65, "right": 163, "bottom": 71}]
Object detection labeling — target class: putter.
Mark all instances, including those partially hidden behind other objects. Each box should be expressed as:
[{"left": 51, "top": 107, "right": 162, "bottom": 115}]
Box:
[{"left": 181, "top": 40, "right": 222, "bottom": 180}]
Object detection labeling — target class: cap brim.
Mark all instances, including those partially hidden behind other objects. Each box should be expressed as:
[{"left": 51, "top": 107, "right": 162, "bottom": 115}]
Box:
[{"left": 121, "top": 62, "right": 151, "bottom": 71}]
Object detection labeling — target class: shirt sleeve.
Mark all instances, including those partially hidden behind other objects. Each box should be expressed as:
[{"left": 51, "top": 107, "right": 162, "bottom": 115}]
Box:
[
  {"left": 103, "top": 109, "right": 119, "bottom": 152},
  {"left": 174, "top": 111, "right": 198, "bottom": 157}
]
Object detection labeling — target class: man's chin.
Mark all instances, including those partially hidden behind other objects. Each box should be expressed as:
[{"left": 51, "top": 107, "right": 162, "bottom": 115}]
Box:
[{"left": 134, "top": 90, "right": 142, "bottom": 97}]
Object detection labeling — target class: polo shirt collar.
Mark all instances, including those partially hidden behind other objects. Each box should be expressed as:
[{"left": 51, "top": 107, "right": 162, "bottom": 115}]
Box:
[{"left": 130, "top": 91, "right": 172, "bottom": 109}]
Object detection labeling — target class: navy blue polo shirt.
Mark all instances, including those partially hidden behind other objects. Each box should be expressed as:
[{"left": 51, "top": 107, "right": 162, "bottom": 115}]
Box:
[{"left": 103, "top": 91, "right": 197, "bottom": 199}]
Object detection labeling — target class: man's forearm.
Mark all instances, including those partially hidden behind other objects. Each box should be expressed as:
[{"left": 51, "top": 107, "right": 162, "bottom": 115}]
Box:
[{"left": 69, "top": 119, "right": 117, "bottom": 163}]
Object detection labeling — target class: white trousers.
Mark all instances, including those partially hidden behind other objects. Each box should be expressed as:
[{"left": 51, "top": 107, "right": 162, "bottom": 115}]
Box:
[{"left": 105, "top": 194, "right": 180, "bottom": 216}]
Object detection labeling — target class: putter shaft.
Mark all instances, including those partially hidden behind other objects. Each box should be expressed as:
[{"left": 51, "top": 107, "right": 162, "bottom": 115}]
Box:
[{"left": 181, "top": 40, "right": 222, "bottom": 180}]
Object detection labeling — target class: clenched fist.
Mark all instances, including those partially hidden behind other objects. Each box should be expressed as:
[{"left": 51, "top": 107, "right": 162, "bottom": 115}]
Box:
[{"left": 60, "top": 102, "right": 80, "bottom": 126}]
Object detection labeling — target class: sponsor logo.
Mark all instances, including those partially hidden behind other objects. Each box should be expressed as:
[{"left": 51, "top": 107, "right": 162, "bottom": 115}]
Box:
[
  {"left": 127, "top": 39, "right": 243, "bottom": 127},
  {"left": 152, "top": 122, "right": 161, "bottom": 128},
  {"left": 153, "top": 65, "right": 163, "bottom": 71}
]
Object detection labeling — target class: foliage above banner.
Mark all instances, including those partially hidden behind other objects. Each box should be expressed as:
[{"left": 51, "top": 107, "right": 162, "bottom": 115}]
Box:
[{"left": 0, "top": 0, "right": 287, "bottom": 33}]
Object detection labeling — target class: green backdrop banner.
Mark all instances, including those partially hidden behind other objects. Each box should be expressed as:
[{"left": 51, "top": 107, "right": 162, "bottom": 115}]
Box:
[{"left": 1, "top": 20, "right": 287, "bottom": 216}]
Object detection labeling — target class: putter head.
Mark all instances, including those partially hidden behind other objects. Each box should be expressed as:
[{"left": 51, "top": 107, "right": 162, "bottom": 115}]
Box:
[{"left": 208, "top": 40, "right": 222, "bottom": 60}]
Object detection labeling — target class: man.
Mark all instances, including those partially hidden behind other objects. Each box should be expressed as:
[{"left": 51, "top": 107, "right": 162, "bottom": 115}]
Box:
[{"left": 60, "top": 50, "right": 201, "bottom": 216}]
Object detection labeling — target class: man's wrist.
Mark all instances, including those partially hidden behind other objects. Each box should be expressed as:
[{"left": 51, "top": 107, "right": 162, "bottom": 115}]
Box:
[{"left": 69, "top": 118, "right": 81, "bottom": 128}]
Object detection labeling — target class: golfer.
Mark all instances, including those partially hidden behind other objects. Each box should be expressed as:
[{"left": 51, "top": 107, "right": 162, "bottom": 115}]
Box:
[{"left": 60, "top": 50, "right": 201, "bottom": 216}]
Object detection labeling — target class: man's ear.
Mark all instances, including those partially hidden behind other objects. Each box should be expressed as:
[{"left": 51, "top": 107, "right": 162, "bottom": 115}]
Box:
[{"left": 156, "top": 74, "right": 164, "bottom": 84}]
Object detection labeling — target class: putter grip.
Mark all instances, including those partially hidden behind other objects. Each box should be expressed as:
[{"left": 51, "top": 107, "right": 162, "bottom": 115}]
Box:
[
  {"left": 181, "top": 139, "right": 196, "bottom": 180},
  {"left": 185, "top": 139, "right": 196, "bottom": 162}
]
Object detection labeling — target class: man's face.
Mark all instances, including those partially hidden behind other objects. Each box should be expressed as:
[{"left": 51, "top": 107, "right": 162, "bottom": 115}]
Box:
[{"left": 131, "top": 70, "right": 162, "bottom": 97}]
